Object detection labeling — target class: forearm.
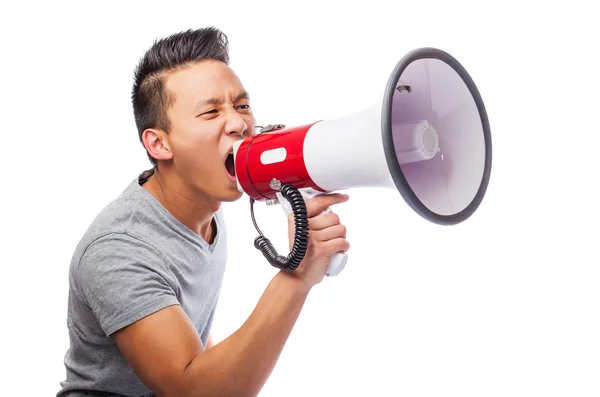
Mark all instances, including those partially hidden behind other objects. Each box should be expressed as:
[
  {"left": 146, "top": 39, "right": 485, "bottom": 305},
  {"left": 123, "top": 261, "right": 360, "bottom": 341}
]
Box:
[{"left": 181, "top": 271, "right": 311, "bottom": 397}]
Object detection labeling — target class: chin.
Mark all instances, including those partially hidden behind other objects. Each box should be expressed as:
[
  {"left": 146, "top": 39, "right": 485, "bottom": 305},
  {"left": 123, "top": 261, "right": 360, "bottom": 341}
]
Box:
[
  {"left": 222, "top": 190, "right": 245, "bottom": 202},
  {"left": 215, "top": 184, "right": 245, "bottom": 203}
]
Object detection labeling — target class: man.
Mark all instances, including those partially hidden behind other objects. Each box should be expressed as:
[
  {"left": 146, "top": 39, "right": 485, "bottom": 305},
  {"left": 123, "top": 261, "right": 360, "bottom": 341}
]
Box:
[{"left": 57, "top": 27, "right": 350, "bottom": 397}]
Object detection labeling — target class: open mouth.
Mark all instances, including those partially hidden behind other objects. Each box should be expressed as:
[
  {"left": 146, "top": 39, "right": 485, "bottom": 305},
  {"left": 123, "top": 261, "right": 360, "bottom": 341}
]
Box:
[{"left": 225, "top": 149, "right": 235, "bottom": 179}]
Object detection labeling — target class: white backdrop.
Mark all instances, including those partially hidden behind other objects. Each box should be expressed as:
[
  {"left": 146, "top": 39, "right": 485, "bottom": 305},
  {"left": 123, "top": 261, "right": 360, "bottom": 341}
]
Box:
[{"left": 1, "top": 0, "right": 598, "bottom": 396}]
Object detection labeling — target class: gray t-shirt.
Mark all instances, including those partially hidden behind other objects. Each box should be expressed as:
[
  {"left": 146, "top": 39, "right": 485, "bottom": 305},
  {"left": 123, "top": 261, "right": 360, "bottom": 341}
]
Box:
[{"left": 57, "top": 173, "right": 228, "bottom": 397}]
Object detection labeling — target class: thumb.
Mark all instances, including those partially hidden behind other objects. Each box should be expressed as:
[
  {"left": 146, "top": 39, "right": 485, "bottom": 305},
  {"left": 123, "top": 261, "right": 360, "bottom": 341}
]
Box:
[{"left": 305, "top": 193, "right": 349, "bottom": 217}]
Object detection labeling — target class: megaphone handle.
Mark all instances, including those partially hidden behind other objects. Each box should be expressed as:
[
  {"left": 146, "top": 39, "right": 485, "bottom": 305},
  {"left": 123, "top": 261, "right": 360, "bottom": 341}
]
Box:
[{"left": 276, "top": 188, "right": 348, "bottom": 277}]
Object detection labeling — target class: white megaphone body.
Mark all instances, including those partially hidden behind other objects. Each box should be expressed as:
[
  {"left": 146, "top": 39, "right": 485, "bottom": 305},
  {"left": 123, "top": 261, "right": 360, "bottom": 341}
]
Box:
[{"left": 232, "top": 47, "right": 492, "bottom": 277}]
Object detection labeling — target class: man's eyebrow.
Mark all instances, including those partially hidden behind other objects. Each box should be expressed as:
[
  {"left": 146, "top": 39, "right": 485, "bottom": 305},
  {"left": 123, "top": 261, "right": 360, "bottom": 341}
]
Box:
[
  {"left": 196, "top": 91, "right": 250, "bottom": 108},
  {"left": 197, "top": 97, "right": 222, "bottom": 107},
  {"left": 235, "top": 91, "right": 250, "bottom": 102}
]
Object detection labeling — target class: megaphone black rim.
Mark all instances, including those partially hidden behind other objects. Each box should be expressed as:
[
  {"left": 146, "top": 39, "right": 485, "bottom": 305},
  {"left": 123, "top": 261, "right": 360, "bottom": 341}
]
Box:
[{"left": 381, "top": 47, "right": 492, "bottom": 225}]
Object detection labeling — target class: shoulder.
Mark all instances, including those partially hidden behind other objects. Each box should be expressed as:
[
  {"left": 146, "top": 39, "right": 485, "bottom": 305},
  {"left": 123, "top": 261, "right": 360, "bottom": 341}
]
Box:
[
  {"left": 72, "top": 178, "right": 172, "bottom": 257},
  {"left": 68, "top": 179, "right": 172, "bottom": 287},
  {"left": 76, "top": 179, "right": 147, "bottom": 238}
]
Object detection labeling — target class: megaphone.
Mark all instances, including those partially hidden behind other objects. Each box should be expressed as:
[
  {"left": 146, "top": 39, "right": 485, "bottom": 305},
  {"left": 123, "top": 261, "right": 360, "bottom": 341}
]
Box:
[{"left": 232, "top": 47, "right": 492, "bottom": 277}]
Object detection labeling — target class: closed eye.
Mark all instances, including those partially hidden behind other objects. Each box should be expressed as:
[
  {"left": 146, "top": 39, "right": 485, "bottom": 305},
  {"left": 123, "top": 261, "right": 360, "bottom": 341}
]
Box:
[
  {"left": 197, "top": 105, "right": 251, "bottom": 118},
  {"left": 198, "top": 109, "right": 218, "bottom": 117}
]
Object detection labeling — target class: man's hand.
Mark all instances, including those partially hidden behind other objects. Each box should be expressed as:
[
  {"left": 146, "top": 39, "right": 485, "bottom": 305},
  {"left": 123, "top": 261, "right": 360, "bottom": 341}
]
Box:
[{"left": 287, "top": 193, "right": 350, "bottom": 287}]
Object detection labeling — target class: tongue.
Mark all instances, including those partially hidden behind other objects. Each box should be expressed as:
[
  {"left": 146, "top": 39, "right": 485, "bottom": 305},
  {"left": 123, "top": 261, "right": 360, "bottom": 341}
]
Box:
[{"left": 225, "top": 154, "right": 235, "bottom": 176}]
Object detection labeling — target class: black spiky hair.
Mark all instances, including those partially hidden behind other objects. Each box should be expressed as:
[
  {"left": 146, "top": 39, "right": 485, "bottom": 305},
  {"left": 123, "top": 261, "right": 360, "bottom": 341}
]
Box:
[{"left": 131, "top": 27, "right": 230, "bottom": 166}]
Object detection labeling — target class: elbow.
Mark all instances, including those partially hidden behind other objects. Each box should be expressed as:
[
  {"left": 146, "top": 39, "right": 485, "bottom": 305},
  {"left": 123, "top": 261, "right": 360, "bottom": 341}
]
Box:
[{"left": 158, "top": 363, "right": 260, "bottom": 397}]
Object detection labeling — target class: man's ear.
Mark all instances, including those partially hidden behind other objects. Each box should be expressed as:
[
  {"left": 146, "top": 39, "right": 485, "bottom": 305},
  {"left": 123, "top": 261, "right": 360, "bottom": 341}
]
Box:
[{"left": 141, "top": 128, "right": 173, "bottom": 162}]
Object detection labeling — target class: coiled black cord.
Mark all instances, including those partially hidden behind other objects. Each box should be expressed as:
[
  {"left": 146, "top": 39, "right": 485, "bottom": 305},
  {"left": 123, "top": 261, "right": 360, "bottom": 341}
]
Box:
[{"left": 251, "top": 184, "right": 309, "bottom": 272}]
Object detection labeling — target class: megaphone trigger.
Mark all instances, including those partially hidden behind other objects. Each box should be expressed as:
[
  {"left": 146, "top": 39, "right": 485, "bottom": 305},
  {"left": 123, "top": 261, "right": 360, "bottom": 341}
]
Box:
[{"left": 276, "top": 188, "right": 349, "bottom": 277}]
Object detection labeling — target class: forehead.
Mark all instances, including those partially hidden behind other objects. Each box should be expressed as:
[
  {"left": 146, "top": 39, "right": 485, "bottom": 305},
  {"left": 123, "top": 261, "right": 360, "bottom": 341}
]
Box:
[{"left": 165, "top": 60, "right": 246, "bottom": 105}]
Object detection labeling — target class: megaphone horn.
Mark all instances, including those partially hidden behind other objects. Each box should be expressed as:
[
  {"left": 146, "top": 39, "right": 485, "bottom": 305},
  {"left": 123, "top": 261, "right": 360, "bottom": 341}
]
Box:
[{"left": 232, "top": 47, "right": 493, "bottom": 277}]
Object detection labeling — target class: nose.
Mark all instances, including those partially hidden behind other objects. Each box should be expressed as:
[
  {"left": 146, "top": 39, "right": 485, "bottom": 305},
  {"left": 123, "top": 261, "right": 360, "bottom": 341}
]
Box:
[{"left": 225, "top": 109, "right": 248, "bottom": 137}]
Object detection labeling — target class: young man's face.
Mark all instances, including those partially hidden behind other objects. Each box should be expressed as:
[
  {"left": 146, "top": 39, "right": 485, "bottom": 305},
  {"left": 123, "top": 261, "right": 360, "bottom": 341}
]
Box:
[{"left": 162, "top": 59, "right": 255, "bottom": 202}]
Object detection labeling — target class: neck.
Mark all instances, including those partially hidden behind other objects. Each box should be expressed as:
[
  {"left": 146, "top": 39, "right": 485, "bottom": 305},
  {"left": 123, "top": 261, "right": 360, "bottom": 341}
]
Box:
[{"left": 141, "top": 167, "right": 219, "bottom": 242}]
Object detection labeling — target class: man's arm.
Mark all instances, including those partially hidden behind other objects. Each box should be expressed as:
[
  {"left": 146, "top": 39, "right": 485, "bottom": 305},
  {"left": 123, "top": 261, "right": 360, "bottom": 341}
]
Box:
[
  {"left": 113, "top": 271, "right": 310, "bottom": 397},
  {"left": 112, "top": 193, "right": 350, "bottom": 397}
]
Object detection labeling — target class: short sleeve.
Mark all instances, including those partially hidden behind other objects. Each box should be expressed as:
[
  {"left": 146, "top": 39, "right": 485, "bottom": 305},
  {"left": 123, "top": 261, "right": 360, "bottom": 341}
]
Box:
[{"left": 75, "top": 233, "right": 180, "bottom": 336}]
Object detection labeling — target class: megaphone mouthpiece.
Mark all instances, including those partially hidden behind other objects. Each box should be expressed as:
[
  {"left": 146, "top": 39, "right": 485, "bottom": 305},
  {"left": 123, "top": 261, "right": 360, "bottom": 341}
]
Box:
[{"left": 392, "top": 120, "right": 440, "bottom": 164}]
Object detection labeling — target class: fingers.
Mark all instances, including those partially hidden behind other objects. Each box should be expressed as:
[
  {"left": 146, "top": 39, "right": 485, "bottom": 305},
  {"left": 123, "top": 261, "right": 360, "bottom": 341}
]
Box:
[
  {"left": 322, "top": 237, "right": 351, "bottom": 254},
  {"left": 305, "top": 237, "right": 351, "bottom": 260},
  {"left": 309, "top": 218, "right": 349, "bottom": 257},
  {"left": 311, "top": 223, "right": 347, "bottom": 241},
  {"left": 305, "top": 193, "right": 349, "bottom": 218},
  {"left": 308, "top": 212, "right": 341, "bottom": 231},
  {"left": 286, "top": 192, "right": 351, "bottom": 262}
]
